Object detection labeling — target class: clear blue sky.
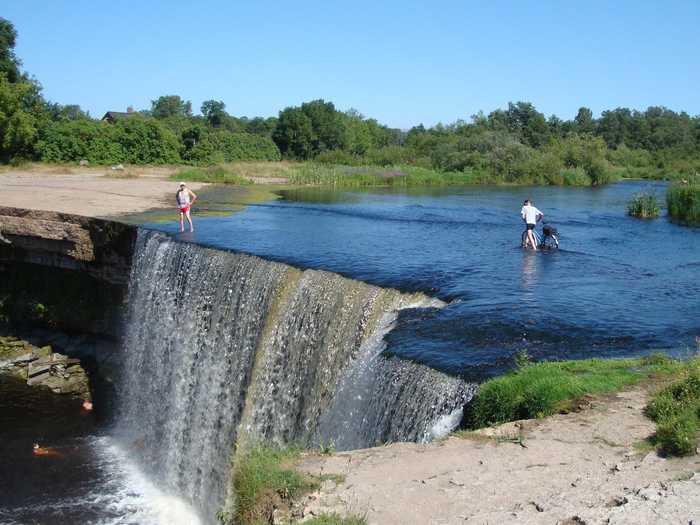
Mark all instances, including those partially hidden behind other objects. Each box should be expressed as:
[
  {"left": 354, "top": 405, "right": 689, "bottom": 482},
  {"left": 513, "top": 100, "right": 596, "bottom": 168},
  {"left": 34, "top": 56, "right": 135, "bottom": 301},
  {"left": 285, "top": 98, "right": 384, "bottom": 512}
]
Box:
[{"left": 4, "top": 0, "right": 699, "bottom": 128}]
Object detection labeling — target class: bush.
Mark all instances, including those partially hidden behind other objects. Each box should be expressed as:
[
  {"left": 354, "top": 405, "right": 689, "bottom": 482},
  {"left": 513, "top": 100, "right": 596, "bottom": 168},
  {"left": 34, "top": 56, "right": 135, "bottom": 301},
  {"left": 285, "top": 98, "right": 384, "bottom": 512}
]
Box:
[
  {"left": 184, "top": 129, "right": 281, "bottom": 164},
  {"left": 364, "top": 145, "right": 415, "bottom": 167},
  {"left": 175, "top": 166, "right": 252, "bottom": 185},
  {"left": 315, "top": 149, "right": 361, "bottom": 165},
  {"left": 37, "top": 117, "right": 181, "bottom": 164},
  {"left": 560, "top": 167, "right": 591, "bottom": 186},
  {"left": 667, "top": 184, "right": 700, "bottom": 225},
  {"left": 627, "top": 192, "right": 660, "bottom": 218}
]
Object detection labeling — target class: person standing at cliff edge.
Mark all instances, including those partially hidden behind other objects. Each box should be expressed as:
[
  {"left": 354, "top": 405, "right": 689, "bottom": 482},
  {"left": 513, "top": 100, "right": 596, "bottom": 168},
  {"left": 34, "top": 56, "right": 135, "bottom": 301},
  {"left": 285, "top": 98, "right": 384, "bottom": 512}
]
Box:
[{"left": 176, "top": 182, "right": 197, "bottom": 233}]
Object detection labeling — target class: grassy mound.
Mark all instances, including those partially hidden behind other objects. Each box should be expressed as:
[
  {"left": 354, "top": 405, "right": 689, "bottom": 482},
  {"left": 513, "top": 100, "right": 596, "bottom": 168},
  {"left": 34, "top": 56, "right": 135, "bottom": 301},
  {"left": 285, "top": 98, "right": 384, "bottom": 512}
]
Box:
[
  {"left": 627, "top": 191, "right": 660, "bottom": 218},
  {"left": 646, "top": 363, "right": 700, "bottom": 456},
  {"left": 465, "top": 354, "right": 682, "bottom": 428},
  {"left": 667, "top": 184, "right": 700, "bottom": 225},
  {"left": 229, "top": 445, "right": 319, "bottom": 525}
]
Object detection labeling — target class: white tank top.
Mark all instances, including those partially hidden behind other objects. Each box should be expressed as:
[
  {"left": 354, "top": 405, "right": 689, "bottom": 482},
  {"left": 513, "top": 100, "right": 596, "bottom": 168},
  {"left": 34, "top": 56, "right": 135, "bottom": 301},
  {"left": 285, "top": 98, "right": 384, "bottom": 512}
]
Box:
[{"left": 177, "top": 190, "right": 190, "bottom": 206}]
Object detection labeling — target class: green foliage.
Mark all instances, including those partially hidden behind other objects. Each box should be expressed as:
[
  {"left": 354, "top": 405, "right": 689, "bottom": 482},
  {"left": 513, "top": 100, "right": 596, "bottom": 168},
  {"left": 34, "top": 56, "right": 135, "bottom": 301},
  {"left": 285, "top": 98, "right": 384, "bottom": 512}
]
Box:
[
  {"left": 627, "top": 191, "right": 660, "bottom": 218},
  {"left": 514, "top": 349, "right": 531, "bottom": 368},
  {"left": 465, "top": 357, "right": 683, "bottom": 428},
  {"left": 37, "top": 116, "right": 180, "bottom": 164},
  {"left": 288, "top": 164, "right": 484, "bottom": 187},
  {"left": 0, "top": 74, "right": 42, "bottom": 161},
  {"left": 174, "top": 166, "right": 252, "bottom": 185},
  {"left": 646, "top": 369, "right": 700, "bottom": 456},
  {"left": 150, "top": 95, "right": 192, "bottom": 119},
  {"left": 232, "top": 445, "right": 319, "bottom": 525},
  {"left": 201, "top": 99, "right": 227, "bottom": 127},
  {"left": 183, "top": 129, "right": 281, "bottom": 163},
  {"left": 667, "top": 185, "right": 700, "bottom": 225},
  {"left": 0, "top": 18, "right": 20, "bottom": 83},
  {"left": 304, "top": 513, "right": 368, "bottom": 525}
]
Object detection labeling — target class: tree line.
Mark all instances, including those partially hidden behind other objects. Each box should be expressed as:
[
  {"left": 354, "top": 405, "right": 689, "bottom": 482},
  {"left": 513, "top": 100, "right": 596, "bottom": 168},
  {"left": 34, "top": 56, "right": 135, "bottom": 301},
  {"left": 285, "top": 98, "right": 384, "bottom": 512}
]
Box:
[{"left": 1, "top": 18, "right": 698, "bottom": 185}]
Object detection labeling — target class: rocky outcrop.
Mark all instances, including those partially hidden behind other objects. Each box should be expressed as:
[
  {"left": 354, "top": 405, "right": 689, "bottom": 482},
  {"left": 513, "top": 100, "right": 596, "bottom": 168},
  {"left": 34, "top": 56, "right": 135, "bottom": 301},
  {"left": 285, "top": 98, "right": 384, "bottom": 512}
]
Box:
[
  {"left": 0, "top": 335, "right": 91, "bottom": 399},
  {"left": 0, "top": 207, "right": 136, "bottom": 284}
]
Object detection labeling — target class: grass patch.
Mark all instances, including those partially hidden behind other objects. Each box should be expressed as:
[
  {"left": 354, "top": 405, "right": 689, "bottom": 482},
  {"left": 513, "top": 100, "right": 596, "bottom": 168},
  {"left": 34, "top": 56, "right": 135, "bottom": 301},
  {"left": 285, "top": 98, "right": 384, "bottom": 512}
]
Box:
[
  {"left": 667, "top": 184, "right": 700, "bottom": 226},
  {"left": 174, "top": 165, "right": 253, "bottom": 185},
  {"left": 304, "top": 513, "right": 368, "bottom": 525},
  {"left": 464, "top": 353, "right": 685, "bottom": 429},
  {"left": 627, "top": 191, "right": 660, "bottom": 218},
  {"left": 288, "top": 163, "right": 487, "bottom": 187},
  {"left": 229, "top": 445, "right": 319, "bottom": 525},
  {"left": 645, "top": 359, "right": 700, "bottom": 456}
]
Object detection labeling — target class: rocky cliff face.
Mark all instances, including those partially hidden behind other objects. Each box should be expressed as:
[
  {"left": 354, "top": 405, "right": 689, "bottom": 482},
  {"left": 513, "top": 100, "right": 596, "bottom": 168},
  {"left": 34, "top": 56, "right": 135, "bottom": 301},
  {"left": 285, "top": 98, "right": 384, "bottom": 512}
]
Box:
[
  {"left": 0, "top": 207, "right": 136, "bottom": 336},
  {"left": 0, "top": 206, "right": 136, "bottom": 285}
]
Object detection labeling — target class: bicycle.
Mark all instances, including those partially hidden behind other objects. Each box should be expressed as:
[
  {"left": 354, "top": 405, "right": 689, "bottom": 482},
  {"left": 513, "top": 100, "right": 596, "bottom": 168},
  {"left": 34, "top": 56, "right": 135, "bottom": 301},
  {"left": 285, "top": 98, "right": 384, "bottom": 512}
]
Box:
[{"left": 521, "top": 223, "right": 559, "bottom": 250}]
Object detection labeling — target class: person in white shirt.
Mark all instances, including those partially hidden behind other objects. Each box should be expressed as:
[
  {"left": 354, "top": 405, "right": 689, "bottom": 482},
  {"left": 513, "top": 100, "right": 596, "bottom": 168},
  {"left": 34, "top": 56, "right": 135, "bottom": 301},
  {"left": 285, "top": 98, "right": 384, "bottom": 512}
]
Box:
[
  {"left": 520, "top": 199, "right": 543, "bottom": 251},
  {"left": 176, "top": 182, "right": 198, "bottom": 233}
]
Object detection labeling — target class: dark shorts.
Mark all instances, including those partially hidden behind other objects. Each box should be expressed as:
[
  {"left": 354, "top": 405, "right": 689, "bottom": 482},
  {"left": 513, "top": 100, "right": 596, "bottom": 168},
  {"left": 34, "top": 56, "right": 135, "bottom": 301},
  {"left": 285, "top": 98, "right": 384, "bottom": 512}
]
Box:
[{"left": 526, "top": 223, "right": 535, "bottom": 230}]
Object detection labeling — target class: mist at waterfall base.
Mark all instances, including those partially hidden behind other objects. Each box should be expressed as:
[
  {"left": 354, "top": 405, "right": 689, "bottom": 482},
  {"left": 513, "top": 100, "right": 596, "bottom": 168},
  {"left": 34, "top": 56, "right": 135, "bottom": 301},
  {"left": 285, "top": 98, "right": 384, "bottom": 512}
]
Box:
[{"left": 152, "top": 180, "right": 700, "bottom": 380}]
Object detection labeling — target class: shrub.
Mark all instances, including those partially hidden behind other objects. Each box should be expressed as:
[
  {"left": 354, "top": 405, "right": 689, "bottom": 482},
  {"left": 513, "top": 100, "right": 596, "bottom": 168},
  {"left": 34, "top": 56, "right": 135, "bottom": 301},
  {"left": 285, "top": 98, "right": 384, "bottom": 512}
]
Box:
[
  {"left": 627, "top": 192, "right": 660, "bottom": 218},
  {"left": 364, "top": 145, "right": 415, "bottom": 167},
  {"left": 315, "top": 149, "right": 361, "bottom": 165},
  {"left": 667, "top": 184, "right": 700, "bottom": 225},
  {"left": 184, "top": 130, "right": 281, "bottom": 164},
  {"left": 37, "top": 117, "right": 181, "bottom": 164},
  {"left": 655, "top": 414, "right": 698, "bottom": 456},
  {"left": 560, "top": 167, "right": 591, "bottom": 186},
  {"left": 175, "top": 166, "right": 252, "bottom": 185}
]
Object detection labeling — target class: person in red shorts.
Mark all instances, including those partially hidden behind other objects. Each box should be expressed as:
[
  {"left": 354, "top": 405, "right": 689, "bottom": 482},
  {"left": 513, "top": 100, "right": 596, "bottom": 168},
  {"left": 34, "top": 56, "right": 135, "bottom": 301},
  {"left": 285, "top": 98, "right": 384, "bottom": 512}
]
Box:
[{"left": 176, "top": 182, "right": 197, "bottom": 233}]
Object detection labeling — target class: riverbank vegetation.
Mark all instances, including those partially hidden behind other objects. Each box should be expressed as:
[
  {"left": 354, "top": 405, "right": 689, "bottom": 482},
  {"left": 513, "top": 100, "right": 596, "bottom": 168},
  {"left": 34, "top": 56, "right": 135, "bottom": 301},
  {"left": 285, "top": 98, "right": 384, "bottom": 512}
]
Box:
[
  {"left": 667, "top": 185, "right": 700, "bottom": 225},
  {"left": 627, "top": 191, "right": 661, "bottom": 218},
  {"left": 227, "top": 444, "right": 366, "bottom": 525},
  {"left": 2, "top": 17, "right": 699, "bottom": 187},
  {"left": 464, "top": 353, "right": 700, "bottom": 456}
]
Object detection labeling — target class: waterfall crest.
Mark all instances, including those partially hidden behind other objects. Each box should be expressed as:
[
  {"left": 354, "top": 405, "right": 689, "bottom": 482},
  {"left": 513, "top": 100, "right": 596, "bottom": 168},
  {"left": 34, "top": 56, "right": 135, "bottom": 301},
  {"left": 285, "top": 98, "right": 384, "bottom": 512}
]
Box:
[{"left": 117, "top": 230, "right": 475, "bottom": 522}]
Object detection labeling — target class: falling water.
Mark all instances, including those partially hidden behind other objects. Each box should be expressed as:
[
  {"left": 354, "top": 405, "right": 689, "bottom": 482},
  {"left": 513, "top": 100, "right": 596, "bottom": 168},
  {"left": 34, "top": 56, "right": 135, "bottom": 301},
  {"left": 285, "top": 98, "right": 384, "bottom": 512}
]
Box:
[{"left": 116, "top": 230, "right": 474, "bottom": 522}]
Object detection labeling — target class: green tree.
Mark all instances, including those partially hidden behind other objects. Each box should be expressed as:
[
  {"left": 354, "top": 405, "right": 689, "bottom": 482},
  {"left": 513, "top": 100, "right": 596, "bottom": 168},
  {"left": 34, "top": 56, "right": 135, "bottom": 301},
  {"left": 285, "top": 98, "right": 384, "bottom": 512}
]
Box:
[
  {"left": 0, "top": 73, "right": 40, "bottom": 161},
  {"left": 574, "top": 107, "right": 595, "bottom": 134},
  {"left": 0, "top": 18, "right": 20, "bottom": 83},
  {"left": 201, "top": 99, "right": 227, "bottom": 127},
  {"left": 272, "top": 106, "right": 314, "bottom": 159},
  {"left": 151, "top": 95, "right": 192, "bottom": 119}
]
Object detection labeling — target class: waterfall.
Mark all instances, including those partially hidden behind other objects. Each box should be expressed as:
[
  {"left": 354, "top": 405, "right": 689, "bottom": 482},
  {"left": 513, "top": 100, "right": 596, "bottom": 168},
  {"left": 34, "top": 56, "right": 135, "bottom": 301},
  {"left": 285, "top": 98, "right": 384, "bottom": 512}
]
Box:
[{"left": 116, "top": 230, "right": 475, "bottom": 523}]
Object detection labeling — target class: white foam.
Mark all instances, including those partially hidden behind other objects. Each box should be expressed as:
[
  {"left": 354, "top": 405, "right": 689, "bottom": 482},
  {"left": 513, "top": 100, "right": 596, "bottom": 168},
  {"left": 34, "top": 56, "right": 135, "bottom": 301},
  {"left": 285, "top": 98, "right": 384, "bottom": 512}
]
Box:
[
  {"left": 92, "top": 436, "right": 203, "bottom": 525},
  {"left": 428, "top": 406, "right": 464, "bottom": 441}
]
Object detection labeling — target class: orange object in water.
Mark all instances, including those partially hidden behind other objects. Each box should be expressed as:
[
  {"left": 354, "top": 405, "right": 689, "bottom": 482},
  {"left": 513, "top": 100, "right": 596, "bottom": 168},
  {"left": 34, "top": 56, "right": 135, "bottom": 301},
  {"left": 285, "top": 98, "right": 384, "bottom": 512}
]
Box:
[{"left": 32, "top": 444, "right": 61, "bottom": 457}]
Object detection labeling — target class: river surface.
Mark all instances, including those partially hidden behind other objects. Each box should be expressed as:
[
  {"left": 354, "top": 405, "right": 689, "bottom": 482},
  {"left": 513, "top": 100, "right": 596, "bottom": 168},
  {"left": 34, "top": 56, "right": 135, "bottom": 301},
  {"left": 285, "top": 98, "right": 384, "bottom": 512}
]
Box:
[
  {"left": 2, "top": 181, "right": 698, "bottom": 525},
  {"left": 151, "top": 180, "right": 700, "bottom": 380}
]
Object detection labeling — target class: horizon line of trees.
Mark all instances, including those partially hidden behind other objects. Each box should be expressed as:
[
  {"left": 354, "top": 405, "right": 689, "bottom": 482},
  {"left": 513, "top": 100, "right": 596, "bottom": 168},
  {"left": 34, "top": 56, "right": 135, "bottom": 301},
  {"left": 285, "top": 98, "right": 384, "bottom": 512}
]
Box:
[{"left": 1, "top": 17, "right": 699, "bottom": 184}]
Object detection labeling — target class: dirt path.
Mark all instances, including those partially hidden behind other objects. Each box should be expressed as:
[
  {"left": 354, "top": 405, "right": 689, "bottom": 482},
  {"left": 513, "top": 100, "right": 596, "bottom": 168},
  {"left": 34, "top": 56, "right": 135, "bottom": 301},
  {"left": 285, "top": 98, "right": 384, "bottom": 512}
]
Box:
[
  {"left": 298, "top": 388, "right": 700, "bottom": 525},
  {"left": 0, "top": 170, "right": 206, "bottom": 218}
]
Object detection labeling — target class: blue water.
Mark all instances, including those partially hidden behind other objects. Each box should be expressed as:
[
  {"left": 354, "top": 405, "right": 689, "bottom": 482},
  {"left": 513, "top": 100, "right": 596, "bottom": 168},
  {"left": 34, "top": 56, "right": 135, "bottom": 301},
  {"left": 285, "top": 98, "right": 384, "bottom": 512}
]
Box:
[{"left": 148, "top": 181, "right": 700, "bottom": 380}]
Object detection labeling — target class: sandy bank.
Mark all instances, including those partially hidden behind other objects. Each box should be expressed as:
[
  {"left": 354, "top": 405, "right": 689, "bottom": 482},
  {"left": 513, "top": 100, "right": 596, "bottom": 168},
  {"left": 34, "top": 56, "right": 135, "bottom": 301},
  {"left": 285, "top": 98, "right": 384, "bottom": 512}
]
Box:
[
  {"left": 298, "top": 387, "right": 700, "bottom": 525},
  {"left": 0, "top": 169, "right": 206, "bottom": 218}
]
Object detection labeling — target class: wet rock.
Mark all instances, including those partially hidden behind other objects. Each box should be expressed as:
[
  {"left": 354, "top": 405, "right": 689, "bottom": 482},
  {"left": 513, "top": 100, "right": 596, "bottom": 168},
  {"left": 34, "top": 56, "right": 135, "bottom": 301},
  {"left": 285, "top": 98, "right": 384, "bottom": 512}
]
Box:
[{"left": 0, "top": 336, "right": 91, "bottom": 399}]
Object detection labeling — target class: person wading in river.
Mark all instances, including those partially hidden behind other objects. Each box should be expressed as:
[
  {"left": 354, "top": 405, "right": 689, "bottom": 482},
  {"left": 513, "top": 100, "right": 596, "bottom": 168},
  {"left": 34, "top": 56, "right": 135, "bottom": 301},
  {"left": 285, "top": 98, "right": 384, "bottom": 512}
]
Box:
[
  {"left": 176, "top": 182, "right": 197, "bottom": 233},
  {"left": 521, "top": 199, "right": 543, "bottom": 251}
]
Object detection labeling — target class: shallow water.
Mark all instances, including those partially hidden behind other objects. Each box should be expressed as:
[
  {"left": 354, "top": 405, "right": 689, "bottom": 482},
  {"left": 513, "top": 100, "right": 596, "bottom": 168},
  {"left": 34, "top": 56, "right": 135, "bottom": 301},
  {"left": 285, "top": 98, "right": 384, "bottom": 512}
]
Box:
[{"left": 150, "top": 181, "right": 700, "bottom": 380}]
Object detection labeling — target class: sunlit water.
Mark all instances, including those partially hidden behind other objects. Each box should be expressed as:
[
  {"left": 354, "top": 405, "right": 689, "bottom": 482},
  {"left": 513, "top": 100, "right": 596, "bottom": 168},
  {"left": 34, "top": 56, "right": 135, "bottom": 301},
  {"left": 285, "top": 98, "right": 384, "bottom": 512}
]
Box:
[{"left": 151, "top": 180, "right": 700, "bottom": 380}]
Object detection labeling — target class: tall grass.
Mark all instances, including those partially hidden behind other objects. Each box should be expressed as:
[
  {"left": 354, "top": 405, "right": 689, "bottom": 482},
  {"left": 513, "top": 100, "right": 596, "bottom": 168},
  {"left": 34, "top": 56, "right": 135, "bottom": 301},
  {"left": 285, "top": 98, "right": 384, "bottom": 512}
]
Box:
[
  {"left": 667, "top": 184, "right": 700, "bottom": 225},
  {"left": 230, "top": 445, "right": 319, "bottom": 525},
  {"left": 464, "top": 355, "right": 683, "bottom": 428},
  {"left": 645, "top": 354, "right": 700, "bottom": 456},
  {"left": 304, "top": 513, "right": 368, "bottom": 525},
  {"left": 627, "top": 191, "right": 660, "bottom": 218},
  {"left": 174, "top": 166, "right": 252, "bottom": 185}
]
